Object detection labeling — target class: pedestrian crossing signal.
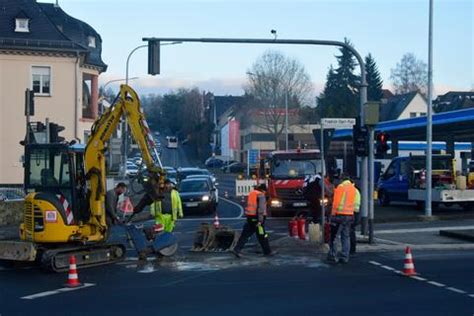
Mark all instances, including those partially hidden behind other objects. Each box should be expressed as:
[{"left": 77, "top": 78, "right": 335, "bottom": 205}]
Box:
[{"left": 376, "top": 132, "right": 390, "bottom": 157}]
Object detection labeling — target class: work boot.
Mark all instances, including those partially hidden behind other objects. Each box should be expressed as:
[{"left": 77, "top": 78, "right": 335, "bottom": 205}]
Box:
[{"left": 339, "top": 258, "right": 349, "bottom": 264}]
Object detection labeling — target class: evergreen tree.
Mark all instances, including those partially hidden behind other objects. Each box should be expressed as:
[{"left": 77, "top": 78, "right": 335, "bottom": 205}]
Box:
[
  {"left": 318, "top": 38, "right": 360, "bottom": 118},
  {"left": 365, "top": 54, "right": 383, "bottom": 101}
]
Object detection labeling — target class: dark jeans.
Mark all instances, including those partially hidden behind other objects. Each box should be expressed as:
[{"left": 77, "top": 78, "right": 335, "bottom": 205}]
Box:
[
  {"left": 233, "top": 217, "right": 271, "bottom": 255},
  {"left": 328, "top": 215, "right": 354, "bottom": 262},
  {"left": 350, "top": 212, "right": 360, "bottom": 254}
]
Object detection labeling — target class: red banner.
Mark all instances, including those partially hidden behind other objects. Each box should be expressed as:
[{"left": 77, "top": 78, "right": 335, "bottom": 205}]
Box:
[{"left": 229, "top": 120, "right": 240, "bottom": 150}]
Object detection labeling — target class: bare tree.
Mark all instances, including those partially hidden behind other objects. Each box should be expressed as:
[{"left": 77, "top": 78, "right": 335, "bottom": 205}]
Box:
[
  {"left": 390, "top": 53, "right": 428, "bottom": 96},
  {"left": 244, "top": 50, "right": 313, "bottom": 149}
]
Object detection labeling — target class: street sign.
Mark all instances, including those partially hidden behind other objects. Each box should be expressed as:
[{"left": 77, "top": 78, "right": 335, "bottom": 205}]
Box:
[
  {"left": 321, "top": 118, "right": 356, "bottom": 129},
  {"left": 248, "top": 149, "right": 260, "bottom": 166}
]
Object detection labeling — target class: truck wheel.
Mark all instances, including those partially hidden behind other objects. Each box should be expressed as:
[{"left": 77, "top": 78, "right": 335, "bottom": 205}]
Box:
[{"left": 378, "top": 190, "right": 390, "bottom": 207}]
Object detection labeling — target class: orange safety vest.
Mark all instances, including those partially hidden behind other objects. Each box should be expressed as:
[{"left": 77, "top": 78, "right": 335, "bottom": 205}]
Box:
[
  {"left": 245, "top": 190, "right": 264, "bottom": 217},
  {"left": 331, "top": 180, "right": 359, "bottom": 216}
]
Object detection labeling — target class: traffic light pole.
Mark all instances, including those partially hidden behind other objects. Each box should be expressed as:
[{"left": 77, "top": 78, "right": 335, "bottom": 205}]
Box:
[{"left": 368, "top": 126, "right": 375, "bottom": 243}]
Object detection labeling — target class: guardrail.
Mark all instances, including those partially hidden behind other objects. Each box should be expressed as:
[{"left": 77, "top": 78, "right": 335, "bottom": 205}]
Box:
[{"left": 0, "top": 186, "right": 25, "bottom": 201}]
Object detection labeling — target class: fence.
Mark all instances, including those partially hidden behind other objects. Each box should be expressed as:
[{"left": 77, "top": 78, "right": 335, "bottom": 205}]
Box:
[
  {"left": 0, "top": 185, "right": 25, "bottom": 201},
  {"left": 235, "top": 179, "right": 258, "bottom": 197}
]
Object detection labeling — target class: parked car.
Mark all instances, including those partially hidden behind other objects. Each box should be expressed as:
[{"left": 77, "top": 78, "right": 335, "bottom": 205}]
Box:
[
  {"left": 178, "top": 178, "right": 217, "bottom": 214},
  {"left": 222, "top": 162, "right": 247, "bottom": 173},
  {"left": 126, "top": 164, "right": 139, "bottom": 177},
  {"left": 205, "top": 157, "right": 224, "bottom": 168}
]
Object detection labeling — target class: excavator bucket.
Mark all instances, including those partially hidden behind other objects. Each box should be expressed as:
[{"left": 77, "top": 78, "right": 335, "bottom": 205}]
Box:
[{"left": 192, "top": 223, "right": 239, "bottom": 252}]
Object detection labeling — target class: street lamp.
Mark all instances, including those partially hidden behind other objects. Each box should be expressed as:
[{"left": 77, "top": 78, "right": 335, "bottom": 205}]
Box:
[
  {"left": 122, "top": 41, "right": 182, "bottom": 178},
  {"left": 247, "top": 71, "right": 289, "bottom": 150},
  {"left": 102, "top": 77, "right": 139, "bottom": 91}
]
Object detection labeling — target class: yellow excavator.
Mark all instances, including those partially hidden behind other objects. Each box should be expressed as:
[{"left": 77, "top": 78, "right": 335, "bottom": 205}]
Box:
[{"left": 0, "top": 85, "right": 165, "bottom": 271}]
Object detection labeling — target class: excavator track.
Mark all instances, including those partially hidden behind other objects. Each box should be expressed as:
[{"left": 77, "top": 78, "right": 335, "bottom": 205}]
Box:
[{"left": 39, "top": 243, "right": 126, "bottom": 272}]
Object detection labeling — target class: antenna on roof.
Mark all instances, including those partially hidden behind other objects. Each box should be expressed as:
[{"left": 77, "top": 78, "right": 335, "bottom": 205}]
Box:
[{"left": 55, "top": 0, "right": 59, "bottom": 7}]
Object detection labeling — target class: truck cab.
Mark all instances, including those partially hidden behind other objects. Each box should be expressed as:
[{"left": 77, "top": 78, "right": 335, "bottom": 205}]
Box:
[
  {"left": 377, "top": 155, "right": 452, "bottom": 206},
  {"left": 262, "top": 150, "right": 324, "bottom": 216}
]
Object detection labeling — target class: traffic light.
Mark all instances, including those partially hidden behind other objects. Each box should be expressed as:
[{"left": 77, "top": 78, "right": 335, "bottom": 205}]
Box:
[
  {"left": 376, "top": 132, "right": 390, "bottom": 157},
  {"left": 49, "top": 122, "right": 65, "bottom": 143},
  {"left": 148, "top": 40, "right": 160, "bottom": 75},
  {"left": 353, "top": 125, "right": 368, "bottom": 156}
]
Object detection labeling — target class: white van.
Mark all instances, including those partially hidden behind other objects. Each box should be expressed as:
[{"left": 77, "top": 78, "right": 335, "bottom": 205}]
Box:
[{"left": 167, "top": 136, "right": 178, "bottom": 149}]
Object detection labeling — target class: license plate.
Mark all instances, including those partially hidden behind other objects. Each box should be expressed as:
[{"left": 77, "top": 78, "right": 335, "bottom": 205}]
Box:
[
  {"left": 293, "top": 202, "right": 307, "bottom": 207},
  {"left": 186, "top": 202, "right": 199, "bottom": 207}
]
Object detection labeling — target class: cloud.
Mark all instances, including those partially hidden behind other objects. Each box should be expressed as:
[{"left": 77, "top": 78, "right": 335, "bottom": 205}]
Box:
[{"left": 100, "top": 74, "right": 326, "bottom": 97}]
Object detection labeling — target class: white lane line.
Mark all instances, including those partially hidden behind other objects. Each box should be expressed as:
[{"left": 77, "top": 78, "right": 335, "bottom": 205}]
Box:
[
  {"left": 219, "top": 197, "right": 244, "bottom": 219},
  {"left": 410, "top": 276, "right": 427, "bottom": 281},
  {"left": 427, "top": 281, "right": 445, "bottom": 287},
  {"left": 376, "top": 225, "right": 474, "bottom": 234},
  {"left": 446, "top": 287, "right": 466, "bottom": 294},
  {"left": 21, "top": 283, "right": 95, "bottom": 300},
  {"left": 369, "top": 261, "right": 473, "bottom": 300}
]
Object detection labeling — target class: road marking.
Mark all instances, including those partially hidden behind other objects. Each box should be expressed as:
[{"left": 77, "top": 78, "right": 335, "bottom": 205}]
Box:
[
  {"left": 369, "top": 261, "right": 382, "bottom": 266},
  {"left": 219, "top": 197, "right": 244, "bottom": 218},
  {"left": 446, "top": 287, "right": 466, "bottom": 294},
  {"left": 369, "top": 261, "right": 472, "bottom": 300},
  {"left": 427, "top": 281, "right": 445, "bottom": 287},
  {"left": 376, "top": 225, "right": 474, "bottom": 234},
  {"left": 21, "top": 283, "right": 95, "bottom": 300}
]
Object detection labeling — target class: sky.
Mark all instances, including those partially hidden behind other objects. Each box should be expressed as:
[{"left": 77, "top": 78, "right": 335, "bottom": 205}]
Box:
[{"left": 44, "top": 0, "right": 473, "bottom": 100}]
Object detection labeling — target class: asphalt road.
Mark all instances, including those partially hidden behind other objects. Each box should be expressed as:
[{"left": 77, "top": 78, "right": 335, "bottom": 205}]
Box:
[{"left": 1, "top": 248, "right": 472, "bottom": 315}]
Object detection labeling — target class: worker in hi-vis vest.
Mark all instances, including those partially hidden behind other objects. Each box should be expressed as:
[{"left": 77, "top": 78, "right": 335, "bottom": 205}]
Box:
[
  {"left": 327, "top": 174, "right": 360, "bottom": 264},
  {"left": 149, "top": 179, "right": 183, "bottom": 232},
  {"left": 232, "top": 183, "right": 277, "bottom": 258}
]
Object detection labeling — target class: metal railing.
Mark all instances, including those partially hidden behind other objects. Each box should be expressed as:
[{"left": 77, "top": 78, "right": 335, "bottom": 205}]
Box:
[{"left": 0, "top": 185, "right": 25, "bottom": 201}]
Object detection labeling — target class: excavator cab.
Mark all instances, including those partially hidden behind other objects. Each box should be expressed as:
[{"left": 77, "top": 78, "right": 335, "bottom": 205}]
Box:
[{"left": 21, "top": 143, "right": 88, "bottom": 242}]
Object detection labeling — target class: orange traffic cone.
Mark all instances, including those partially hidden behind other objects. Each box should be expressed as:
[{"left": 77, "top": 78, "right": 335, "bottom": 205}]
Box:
[
  {"left": 65, "top": 255, "right": 81, "bottom": 287},
  {"left": 122, "top": 197, "right": 134, "bottom": 214},
  {"left": 213, "top": 213, "right": 220, "bottom": 228},
  {"left": 402, "top": 246, "right": 417, "bottom": 276}
]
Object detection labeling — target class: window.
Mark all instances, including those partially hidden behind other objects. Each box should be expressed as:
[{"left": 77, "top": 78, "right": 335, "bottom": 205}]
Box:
[
  {"left": 88, "top": 36, "right": 96, "bottom": 48},
  {"left": 32, "top": 66, "right": 51, "bottom": 95},
  {"left": 15, "top": 18, "right": 29, "bottom": 32},
  {"left": 409, "top": 112, "right": 417, "bottom": 118},
  {"left": 420, "top": 112, "right": 427, "bottom": 116}
]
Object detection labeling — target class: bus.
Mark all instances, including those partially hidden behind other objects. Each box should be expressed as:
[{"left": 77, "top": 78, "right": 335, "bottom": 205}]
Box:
[{"left": 167, "top": 136, "right": 178, "bottom": 149}]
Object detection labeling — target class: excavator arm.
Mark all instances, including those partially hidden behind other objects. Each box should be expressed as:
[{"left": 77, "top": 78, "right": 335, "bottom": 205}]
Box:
[{"left": 84, "top": 84, "right": 164, "bottom": 238}]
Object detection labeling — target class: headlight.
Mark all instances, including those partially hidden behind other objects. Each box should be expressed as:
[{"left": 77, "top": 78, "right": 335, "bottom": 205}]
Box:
[
  {"left": 320, "top": 198, "right": 329, "bottom": 206},
  {"left": 271, "top": 199, "right": 282, "bottom": 208},
  {"left": 202, "top": 195, "right": 210, "bottom": 201}
]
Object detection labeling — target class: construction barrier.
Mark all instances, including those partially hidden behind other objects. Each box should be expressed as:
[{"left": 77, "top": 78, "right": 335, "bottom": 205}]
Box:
[{"left": 235, "top": 179, "right": 258, "bottom": 197}]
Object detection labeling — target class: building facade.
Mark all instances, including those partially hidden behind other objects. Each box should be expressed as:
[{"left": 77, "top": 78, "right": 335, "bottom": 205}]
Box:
[{"left": 0, "top": 1, "right": 107, "bottom": 184}]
